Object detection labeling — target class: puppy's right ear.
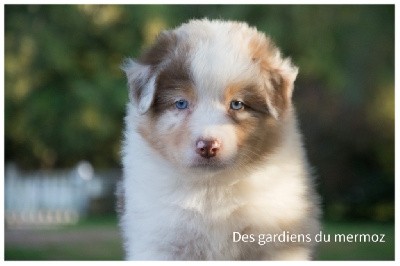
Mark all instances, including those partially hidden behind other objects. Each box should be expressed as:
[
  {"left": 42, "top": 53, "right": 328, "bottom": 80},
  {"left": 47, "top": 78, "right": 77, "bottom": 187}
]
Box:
[{"left": 121, "top": 59, "right": 156, "bottom": 115}]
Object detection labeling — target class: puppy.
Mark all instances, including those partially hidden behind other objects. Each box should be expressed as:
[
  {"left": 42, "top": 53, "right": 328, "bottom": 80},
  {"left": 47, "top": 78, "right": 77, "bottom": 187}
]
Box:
[{"left": 120, "top": 19, "right": 320, "bottom": 260}]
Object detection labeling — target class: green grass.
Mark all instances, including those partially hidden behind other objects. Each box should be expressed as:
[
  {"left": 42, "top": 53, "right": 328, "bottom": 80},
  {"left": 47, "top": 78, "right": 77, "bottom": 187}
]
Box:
[
  {"left": 5, "top": 218, "right": 394, "bottom": 260},
  {"left": 316, "top": 221, "right": 395, "bottom": 260}
]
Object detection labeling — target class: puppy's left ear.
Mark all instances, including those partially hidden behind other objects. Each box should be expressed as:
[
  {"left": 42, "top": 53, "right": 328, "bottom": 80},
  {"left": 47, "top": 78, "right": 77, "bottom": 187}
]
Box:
[
  {"left": 251, "top": 35, "right": 298, "bottom": 118},
  {"left": 268, "top": 57, "right": 299, "bottom": 111},
  {"left": 121, "top": 59, "right": 156, "bottom": 115}
]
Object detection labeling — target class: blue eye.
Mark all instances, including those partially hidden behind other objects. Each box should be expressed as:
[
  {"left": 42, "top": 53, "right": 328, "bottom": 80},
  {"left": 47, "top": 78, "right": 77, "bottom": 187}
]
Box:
[
  {"left": 230, "top": 100, "right": 244, "bottom": 110},
  {"left": 175, "top": 99, "right": 189, "bottom": 110}
]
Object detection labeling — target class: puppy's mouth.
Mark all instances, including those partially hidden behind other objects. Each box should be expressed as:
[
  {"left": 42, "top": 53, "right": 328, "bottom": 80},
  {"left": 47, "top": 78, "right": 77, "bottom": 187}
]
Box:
[{"left": 189, "top": 157, "right": 233, "bottom": 170}]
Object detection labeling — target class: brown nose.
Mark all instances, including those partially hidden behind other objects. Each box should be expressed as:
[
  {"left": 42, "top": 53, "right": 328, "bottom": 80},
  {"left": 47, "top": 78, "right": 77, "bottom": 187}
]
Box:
[{"left": 196, "top": 139, "right": 221, "bottom": 158}]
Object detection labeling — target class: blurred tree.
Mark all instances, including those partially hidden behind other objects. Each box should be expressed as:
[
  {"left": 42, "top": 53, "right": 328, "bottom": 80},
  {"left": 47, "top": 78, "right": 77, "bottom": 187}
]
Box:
[{"left": 5, "top": 5, "right": 394, "bottom": 221}]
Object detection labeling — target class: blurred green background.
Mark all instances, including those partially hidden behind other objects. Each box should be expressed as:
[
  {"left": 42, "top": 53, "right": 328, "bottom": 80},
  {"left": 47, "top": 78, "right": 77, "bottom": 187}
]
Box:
[{"left": 4, "top": 4, "right": 394, "bottom": 260}]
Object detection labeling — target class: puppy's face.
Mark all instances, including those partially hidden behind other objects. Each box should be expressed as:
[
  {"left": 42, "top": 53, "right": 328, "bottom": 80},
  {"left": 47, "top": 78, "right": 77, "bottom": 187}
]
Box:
[{"left": 124, "top": 20, "right": 298, "bottom": 170}]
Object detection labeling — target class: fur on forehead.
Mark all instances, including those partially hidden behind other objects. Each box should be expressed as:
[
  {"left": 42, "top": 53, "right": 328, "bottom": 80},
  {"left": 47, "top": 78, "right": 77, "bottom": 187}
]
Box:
[{"left": 122, "top": 18, "right": 298, "bottom": 117}]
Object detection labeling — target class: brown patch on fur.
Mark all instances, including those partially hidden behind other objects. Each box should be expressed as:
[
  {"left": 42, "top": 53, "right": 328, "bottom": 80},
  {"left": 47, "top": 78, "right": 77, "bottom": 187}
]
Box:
[
  {"left": 152, "top": 59, "right": 195, "bottom": 115},
  {"left": 224, "top": 83, "right": 283, "bottom": 167},
  {"left": 239, "top": 114, "right": 282, "bottom": 167},
  {"left": 137, "top": 116, "right": 191, "bottom": 165},
  {"left": 137, "top": 121, "right": 164, "bottom": 160},
  {"left": 249, "top": 34, "right": 296, "bottom": 116},
  {"left": 225, "top": 83, "right": 270, "bottom": 116},
  {"left": 132, "top": 29, "right": 195, "bottom": 115},
  {"left": 139, "top": 31, "right": 178, "bottom": 66},
  {"left": 127, "top": 31, "right": 179, "bottom": 103}
]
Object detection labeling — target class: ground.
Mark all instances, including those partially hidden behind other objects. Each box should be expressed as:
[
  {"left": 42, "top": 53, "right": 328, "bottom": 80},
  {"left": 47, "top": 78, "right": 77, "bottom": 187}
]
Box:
[{"left": 4, "top": 217, "right": 394, "bottom": 261}]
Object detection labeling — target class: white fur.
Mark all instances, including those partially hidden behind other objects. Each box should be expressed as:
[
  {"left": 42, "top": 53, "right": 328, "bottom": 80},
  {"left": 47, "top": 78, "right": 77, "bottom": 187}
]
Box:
[{"left": 120, "top": 19, "right": 320, "bottom": 260}]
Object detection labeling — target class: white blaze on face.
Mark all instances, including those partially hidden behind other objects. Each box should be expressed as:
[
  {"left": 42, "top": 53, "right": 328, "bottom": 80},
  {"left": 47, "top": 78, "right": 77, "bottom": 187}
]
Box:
[{"left": 186, "top": 30, "right": 256, "bottom": 100}]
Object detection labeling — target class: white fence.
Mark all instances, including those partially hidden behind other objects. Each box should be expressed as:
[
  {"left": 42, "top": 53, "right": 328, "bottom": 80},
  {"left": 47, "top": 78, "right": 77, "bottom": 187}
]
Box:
[{"left": 4, "top": 162, "right": 118, "bottom": 228}]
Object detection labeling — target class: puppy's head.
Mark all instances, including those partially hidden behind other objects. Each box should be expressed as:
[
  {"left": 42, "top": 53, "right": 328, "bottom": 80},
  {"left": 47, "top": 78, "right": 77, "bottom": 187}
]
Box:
[{"left": 123, "top": 19, "right": 298, "bottom": 171}]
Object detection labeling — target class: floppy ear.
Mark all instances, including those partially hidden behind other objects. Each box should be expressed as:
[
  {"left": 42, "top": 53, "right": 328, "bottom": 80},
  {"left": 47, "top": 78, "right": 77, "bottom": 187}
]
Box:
[
  {"left": 121, "top": 59, "right": 156, "bottom": 115},
  {"left": 122, "top": 31, "right": 177, "bottom": 115},
  {"left": 250, "top": 35, "right": 299, "bottom": 118},
  {"left": 267, "top": 56, "right": 299, "bottom": 114}
]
